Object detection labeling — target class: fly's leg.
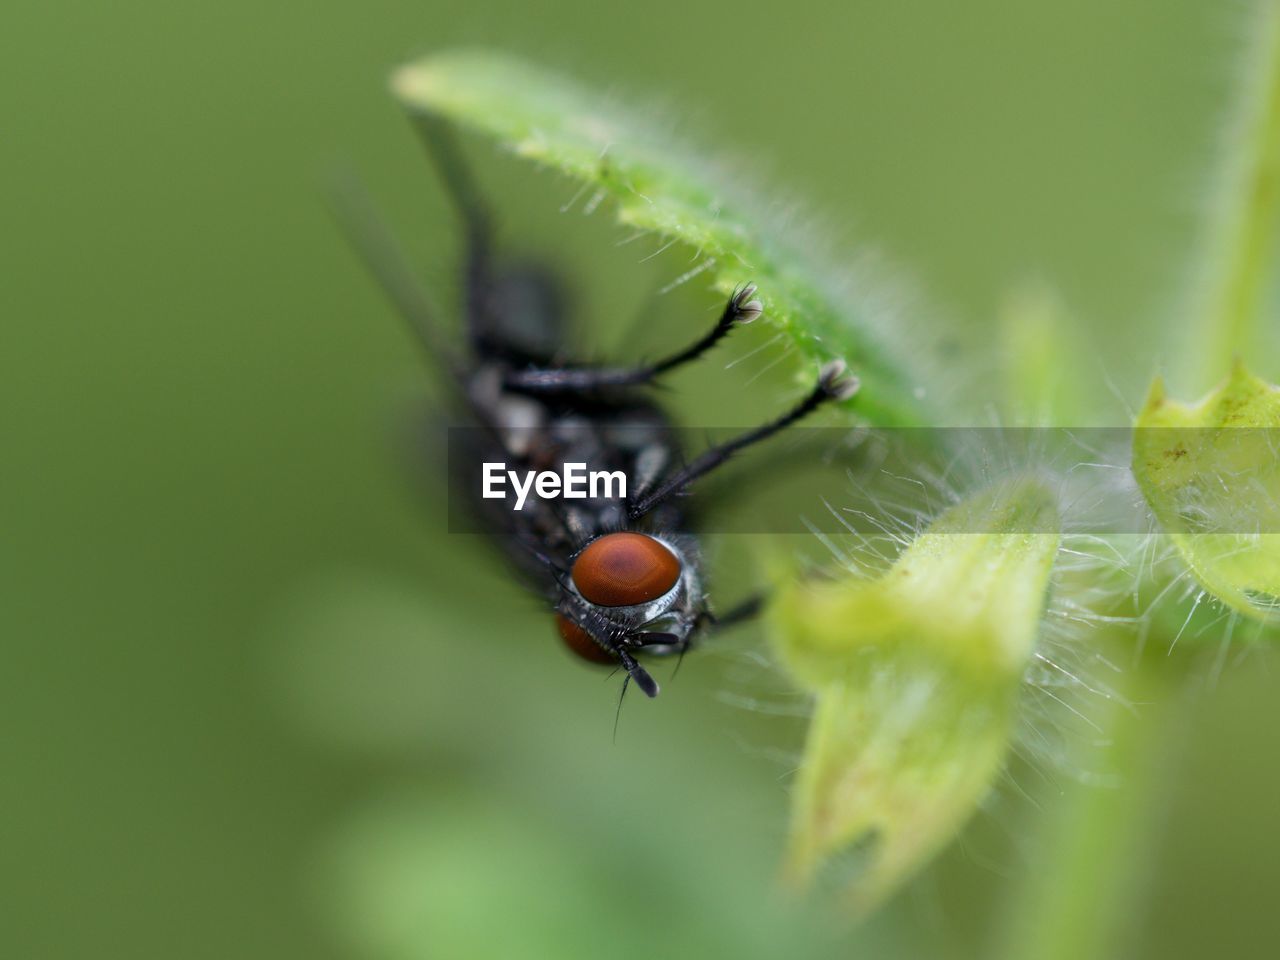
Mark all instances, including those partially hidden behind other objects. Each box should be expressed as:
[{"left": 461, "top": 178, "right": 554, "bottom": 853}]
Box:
[
  {"left": 628, "top": 360, "right": 860, "bottom": 520},
  {"left": 632, "top": 593, "right": 765, "bottom": 665},
  {"left": 502, "top": 283, "right": 764, "bottom": 392},
  {"left": 411, "top": 117, "right": 498, "bottom": 352},
  {"left": 705, "top": 594, "right": 765, "bottom": 630}
]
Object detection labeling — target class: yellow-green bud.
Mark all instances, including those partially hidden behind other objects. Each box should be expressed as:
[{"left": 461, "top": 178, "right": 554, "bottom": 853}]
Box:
[
  {"left": 769, "top": 477, "right": 1060, "bottom": 913},
  {"left": 1133, "top": 362, "right": 1280, "bottom": 623}
]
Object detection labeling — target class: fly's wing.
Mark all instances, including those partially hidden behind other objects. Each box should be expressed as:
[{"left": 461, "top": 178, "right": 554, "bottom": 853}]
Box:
[
  {"left": 332, "top": 157, "right": 579, "bottom": 593},
  {"left": 328, "top": 172, "right": 466, "bottom": 384},
  {"left": 392, "top": 402, "right": 567, "bottom": 594}
]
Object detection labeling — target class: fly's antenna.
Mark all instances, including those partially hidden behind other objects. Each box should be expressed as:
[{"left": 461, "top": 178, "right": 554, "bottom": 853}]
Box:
[
  {"left": 327, "top": 170, "right": 461, "bottom": 379},
  {"left": 558, "top": 593, "right": 660, "bottom": 698},
  {"left": 615, "top": 648, "right": 659, "bottom": 698}
]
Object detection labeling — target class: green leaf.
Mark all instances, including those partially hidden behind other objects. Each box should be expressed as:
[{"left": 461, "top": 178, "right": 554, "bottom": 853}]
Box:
[
  {"left": 1133, "top": 362, "right": 1280, "bottom": 622},
  {"left": 392, "top": 50, "right": 929, "bottom": 426},
  {"left": 769, "top": 477, "right": 1060, "bottom": 912}
]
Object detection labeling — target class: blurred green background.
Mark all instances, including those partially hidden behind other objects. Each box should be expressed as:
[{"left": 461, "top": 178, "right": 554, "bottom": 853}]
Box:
[{"left": 5, "top": 1, "right": 1279, "bottom": 958}]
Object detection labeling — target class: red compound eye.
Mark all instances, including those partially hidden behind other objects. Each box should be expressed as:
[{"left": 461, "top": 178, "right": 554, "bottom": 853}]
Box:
[
  {"left": 571, "top": 533, "right": 681, "bottom": 607},
  {"left": 555, "top": 614, "right": 616, "bottom": 665}
]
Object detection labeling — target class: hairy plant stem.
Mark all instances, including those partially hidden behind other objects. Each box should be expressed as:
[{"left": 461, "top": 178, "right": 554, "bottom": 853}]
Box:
[
  {"left": 995, "top": 652, "right": 1192, "bottom": 960},
  {"left": 1013, "top": 9, "right": 1280, "bottom": 950},
  {"left": 1188, "top": 0, "right": 1280, "bottom": 389}
]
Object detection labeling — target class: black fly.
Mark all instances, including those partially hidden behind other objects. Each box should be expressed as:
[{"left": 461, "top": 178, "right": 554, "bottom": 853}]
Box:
[{"left": 338, "top": 119, "right": 859, "bottom": 700}]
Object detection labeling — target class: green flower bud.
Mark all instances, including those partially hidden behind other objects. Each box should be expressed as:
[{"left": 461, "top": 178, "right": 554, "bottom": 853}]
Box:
[
  {"left": 1133, "top": 362, "right": 1280, "bottom": 622},
  {"left": 769, "top": 477, "right": 1061, "bottom": 913}
]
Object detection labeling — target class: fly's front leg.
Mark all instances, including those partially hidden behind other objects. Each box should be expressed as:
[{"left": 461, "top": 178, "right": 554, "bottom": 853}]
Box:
[
  {"left": 628, "top": 360, "right": 860, "bottom": 519},
  {"left": 633, "top": 593, "right": 764, "bottom": 682},
  {"left": 502, "top": 283, "right": 764, "bottom": 392}
]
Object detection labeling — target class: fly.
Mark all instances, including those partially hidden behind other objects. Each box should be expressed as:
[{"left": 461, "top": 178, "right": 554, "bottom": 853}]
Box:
[{"left": 337, "top": 119, "right": 859, "bottom": 700}]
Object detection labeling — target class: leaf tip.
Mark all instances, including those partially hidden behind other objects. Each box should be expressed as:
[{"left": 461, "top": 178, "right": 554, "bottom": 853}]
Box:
[{"left": 389, "top": 60, "right": 433, "bottom": 107}]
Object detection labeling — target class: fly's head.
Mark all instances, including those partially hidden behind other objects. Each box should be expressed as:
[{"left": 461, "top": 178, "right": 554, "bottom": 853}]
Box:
[{"left": 554, "top": 532, "right": 705, "bottom": 697}]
